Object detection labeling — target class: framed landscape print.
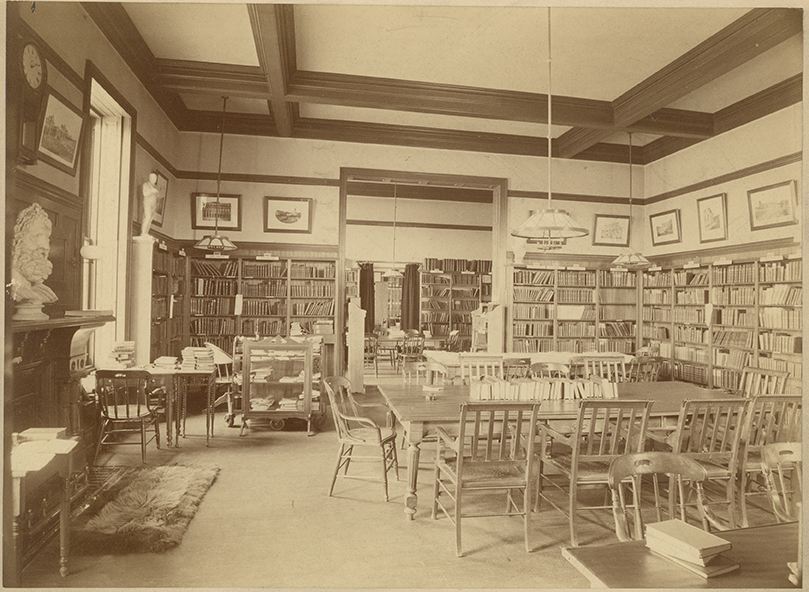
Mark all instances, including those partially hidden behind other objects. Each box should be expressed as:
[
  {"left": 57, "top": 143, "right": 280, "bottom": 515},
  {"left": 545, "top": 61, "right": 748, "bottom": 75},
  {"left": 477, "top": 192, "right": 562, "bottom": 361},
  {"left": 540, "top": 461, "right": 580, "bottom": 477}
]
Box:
[
  {"left": 649, "top": 209, "right": 681, "bottom": 246},
  {"left": 37, "top": 90, "right": 85, "bottom": 175},
  {"left": 152, "top": 171, "right": 168, "bottom": 227},
  {"left": 592, "top": 214, "right": 630, "bottom": 246},
  {"left": 264, "top": 197, "right": 313, "bottom": 233},
  {"left": 696, "top": 193, "right": 727, "bottom": 243},
  {"left": 747, "top": 180, "right": 797, "bottom": 230},
  {"left": 191, "top": 193, "right": 242, "bottom": 231}
]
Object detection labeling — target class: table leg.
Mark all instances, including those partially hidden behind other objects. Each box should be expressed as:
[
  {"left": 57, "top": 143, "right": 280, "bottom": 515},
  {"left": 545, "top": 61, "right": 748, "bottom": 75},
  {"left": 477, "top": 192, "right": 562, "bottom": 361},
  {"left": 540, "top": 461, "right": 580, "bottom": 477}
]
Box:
[
  {"left": 176, "top": 377, "right": 185, "bottom": 446},
  {"left": 59, "top": 472, "right": 70, "bottom": 577},
  {"left": 404, "top": 420, "right": 424, "bottom": 520},
  {"left": 206, "top": 376, "right": 214, "bottom": 446},
  {"left": 165, "top": 377, "right": 176, "bottom": 448}
]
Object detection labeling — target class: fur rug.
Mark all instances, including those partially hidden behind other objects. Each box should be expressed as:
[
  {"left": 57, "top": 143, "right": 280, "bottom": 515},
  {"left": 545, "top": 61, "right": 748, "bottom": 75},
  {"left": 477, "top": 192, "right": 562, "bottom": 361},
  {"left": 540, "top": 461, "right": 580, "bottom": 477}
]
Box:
[{"left": 74, "top": 463, "right": 219, "bottom": 554}]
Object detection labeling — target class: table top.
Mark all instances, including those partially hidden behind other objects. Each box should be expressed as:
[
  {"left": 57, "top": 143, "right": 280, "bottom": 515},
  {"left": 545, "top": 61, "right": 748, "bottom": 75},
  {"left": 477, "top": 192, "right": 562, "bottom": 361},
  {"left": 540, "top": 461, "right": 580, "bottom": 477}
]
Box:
[
  {"left": 378, "top": 380, "right": 728, "bottom": 425},
  {"left": 423, "top": 350, "right": 632, "bottom": 368},
  {"left": 561, "top": 521, "right": 799, "bottom": 588}
]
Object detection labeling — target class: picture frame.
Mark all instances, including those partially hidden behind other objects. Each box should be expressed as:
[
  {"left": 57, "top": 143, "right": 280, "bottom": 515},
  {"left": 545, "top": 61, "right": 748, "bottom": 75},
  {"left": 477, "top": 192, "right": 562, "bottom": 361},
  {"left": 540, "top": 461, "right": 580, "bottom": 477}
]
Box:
[
  {"left": 696, "top": 193, "right": 727, "bottom": 243},
  {"left": 747, "top": 180, "right": 797, "bottom": 230},
  {"left": 592, "top": 214, "right": 630, "bottom": 247},
  {"left": 191, "top": 193, "right": 242, "bottom": 231},
  {"left": 37, "top": 89, "right": 86, "bottom": 176},
  {"left": 264, "top": 197, "right": 313, "bottom": 233},
  {"left": 151, "top": 171, "right": 168, "bottom": 227},
  {"left": 649, "top": 209, "right": 682, "bottom": 246}
]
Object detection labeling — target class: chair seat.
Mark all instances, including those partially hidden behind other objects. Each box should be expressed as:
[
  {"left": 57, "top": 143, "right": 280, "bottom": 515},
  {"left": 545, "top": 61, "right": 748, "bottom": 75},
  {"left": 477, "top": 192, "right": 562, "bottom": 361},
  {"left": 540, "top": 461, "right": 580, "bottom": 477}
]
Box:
[
  {"left": 104, "top": 405, "right": 153, "bottom": 420},
  {"left": 344, "top": 426, "right": 396, "bottom": 445},
  {"left": 458, "top": 460, "right": 527, "bottom": 487},
  {"left": 543, "top": 452, "right": 613, "bottom": 482}
]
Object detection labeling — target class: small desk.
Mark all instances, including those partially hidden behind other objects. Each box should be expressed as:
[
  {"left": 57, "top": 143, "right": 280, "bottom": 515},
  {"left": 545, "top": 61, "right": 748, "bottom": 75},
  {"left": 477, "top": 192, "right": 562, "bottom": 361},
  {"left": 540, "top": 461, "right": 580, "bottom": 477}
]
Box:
[
  {"left": 11, "top": 438, "right": 80, "bottom": 584},
  {"left": 561, "top": 521, "right": 798, "bottom": 588},
  {"left": 378, "top": 380, "right": 729, "bottom": 520}
]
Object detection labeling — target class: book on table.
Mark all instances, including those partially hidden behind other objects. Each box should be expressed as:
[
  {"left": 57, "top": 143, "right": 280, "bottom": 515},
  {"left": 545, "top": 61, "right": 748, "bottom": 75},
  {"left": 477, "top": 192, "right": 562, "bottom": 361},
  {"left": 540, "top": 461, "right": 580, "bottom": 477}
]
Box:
[
  {"left": 649, "top": 550, "right": 740, "bottom": 579},
  {"left": 645, "top": 519, "right": 737, "bottom": 578}
]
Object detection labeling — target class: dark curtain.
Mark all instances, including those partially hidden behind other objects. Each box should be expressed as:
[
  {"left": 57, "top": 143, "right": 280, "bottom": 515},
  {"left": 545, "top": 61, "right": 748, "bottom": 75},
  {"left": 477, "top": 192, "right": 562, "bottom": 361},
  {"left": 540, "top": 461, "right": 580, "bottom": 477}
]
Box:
[
  {"left": 359, "top": 263, "right": 375, "bottom": 333},
  {"left": 401, "top": 263, "right": 420, "bottom": 331}
]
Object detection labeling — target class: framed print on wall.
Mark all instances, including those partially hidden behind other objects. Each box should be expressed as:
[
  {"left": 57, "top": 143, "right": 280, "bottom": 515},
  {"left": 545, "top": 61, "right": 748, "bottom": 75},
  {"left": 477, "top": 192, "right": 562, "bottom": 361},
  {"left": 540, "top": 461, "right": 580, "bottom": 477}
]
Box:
[
  {"left": 696, "top": 193, "right": 727, "bottom": 243},
  {"left": 747, "top": 180, "right": 797, "bottom": 230},
  {"left": 191, "top": 193, "right": 242, "bottom": 231},
  {"left": 152, "top": 171, "right": 168, "bottom": 227},
  {"left": 37, "top": 90, "right": 86, "bottom": 175},
  {"left": 592, "top": 214, "right": 630, "bottom": 247},
  {"left": 649, "top": 209, "right": 682, "bottom": 246},
  {"left": 264, "top": 197, "right": 313, "bottom": 233}
]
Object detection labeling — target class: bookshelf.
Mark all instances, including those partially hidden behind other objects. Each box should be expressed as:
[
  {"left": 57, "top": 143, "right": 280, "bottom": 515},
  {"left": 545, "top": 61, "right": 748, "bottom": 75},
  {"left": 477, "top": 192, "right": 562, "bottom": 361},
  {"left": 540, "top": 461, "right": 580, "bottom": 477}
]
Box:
[
  {"left": 151, "top": 244, "right": 186, "bottom": 361},
  {"left": 188, "top": 256, "right": 337, "bottom": 354},
  {"left": 640, "top": 255, "right": 802, "bottom": 392},
  {"left": 420, "top": 259, "right": 492, "bottom": 349},
  {"left": 510, "top": 266, "right": 638, "bottom": 354}
]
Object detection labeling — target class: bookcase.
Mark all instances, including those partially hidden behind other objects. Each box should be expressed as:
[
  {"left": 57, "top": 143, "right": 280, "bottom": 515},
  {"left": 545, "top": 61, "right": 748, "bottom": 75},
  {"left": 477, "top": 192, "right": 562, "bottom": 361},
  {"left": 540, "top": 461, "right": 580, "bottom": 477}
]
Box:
[
  {"left": 151, "top": 244, "right": 186, "bottom": 361},
  {"left": 189, "top": 256, "right": 336, "bottom": 354},
  {"left": 420, "top": 259, "right": 492, "bottom": 349},
  {"left": 510, "top": 266, "right": 639, "bottom": 354},
  {"left": 641, "top": 255, "right": 802, "bottom": 392}
]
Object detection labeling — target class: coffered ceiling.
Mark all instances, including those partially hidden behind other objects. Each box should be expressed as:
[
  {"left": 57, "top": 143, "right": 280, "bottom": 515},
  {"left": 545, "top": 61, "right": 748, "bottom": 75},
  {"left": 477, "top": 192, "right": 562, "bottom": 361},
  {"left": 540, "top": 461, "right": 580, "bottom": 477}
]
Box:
[{"left": 83, "top": 3, "right": 802, "bottom": 165}]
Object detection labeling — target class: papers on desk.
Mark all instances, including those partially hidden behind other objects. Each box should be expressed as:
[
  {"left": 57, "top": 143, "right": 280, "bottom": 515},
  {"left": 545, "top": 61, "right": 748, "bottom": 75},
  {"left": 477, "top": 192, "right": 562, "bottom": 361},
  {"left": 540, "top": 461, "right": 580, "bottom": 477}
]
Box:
[
  {"left": 153, "top": 356, "right": 178, "bottom": 369},
  {"left": 645, "top": 519, "right": 738, "bottom": 578},
  {"left": 470, "top": 376, "right": 617, "bottom": 401},
  {"left": 12, "top": 439, "right": 78, "bottom": 475}
]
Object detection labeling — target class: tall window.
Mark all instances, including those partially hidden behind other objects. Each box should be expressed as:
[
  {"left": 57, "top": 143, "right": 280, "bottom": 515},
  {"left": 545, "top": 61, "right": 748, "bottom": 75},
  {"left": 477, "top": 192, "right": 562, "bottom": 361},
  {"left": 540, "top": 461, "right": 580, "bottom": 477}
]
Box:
[{"left": 84, "top": 78, "right": 132, "bottom": 361}]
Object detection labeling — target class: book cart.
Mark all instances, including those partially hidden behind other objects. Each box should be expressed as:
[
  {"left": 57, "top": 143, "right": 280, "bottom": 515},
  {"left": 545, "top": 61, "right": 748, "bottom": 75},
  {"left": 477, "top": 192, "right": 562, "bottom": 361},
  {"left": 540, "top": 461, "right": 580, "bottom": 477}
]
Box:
[{"left": 238, "top": 339, "right": 326, "bottom": 436}]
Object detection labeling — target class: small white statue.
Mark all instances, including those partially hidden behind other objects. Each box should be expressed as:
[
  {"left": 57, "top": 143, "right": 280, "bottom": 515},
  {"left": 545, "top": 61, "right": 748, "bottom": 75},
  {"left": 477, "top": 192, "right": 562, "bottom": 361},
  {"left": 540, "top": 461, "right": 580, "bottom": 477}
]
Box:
[
  {"left": 10, "top": 203, "right": 58, "bottom": 320},
  {"left": 141, "top": 172, "right": 160, "bottom": 235}
]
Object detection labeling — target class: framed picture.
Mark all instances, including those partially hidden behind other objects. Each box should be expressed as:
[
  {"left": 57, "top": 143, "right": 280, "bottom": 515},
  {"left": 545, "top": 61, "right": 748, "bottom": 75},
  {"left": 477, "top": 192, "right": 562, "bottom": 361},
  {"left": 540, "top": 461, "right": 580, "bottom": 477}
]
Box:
[
  {"left": 152, "top": 171, "right": 168, "bottom": 227},
  {"left": 747, "top": 180, "right": 797, "bottom": 230},
  {"left": 37, "top": 90, "right": 86, "bottom": 175},
  {"left": 264, "top": 197, "right": 313, "bottom": 233},
  {"left": 191, "top": 193, "right": 242, "bottom": 231},
  {"left": 592, "top": 214, "right": 630, "bottom": 246},
  {"left": 696, "top": 193, "right": 727, "bottom": 243},
  {"left": 649, "top": 209, "right": 682, "bottom": 246}
]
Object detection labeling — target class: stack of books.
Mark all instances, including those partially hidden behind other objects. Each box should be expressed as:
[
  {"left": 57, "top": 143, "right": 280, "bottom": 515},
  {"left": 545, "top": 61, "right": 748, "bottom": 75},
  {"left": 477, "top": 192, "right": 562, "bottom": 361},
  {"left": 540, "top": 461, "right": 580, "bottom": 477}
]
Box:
[
  {"left": 112, "top": 341, "right": 136, "bottom": 367},
  {"left": 153, "top": 356, "right": 178, "bottom": 369},
  {"left": 181, "top": 347, "right": 216, "bottom": 371},
  {"left": 645, "top": 519, "right": 739, "bottom": 579}
]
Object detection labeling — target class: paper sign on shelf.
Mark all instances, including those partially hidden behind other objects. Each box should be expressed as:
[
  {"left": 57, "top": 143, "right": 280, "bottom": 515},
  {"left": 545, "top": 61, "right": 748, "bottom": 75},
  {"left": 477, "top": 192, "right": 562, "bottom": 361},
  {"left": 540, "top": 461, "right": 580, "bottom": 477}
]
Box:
[
  {"left": 234, "top": 294, "right": 244, "bottom": 316},
  {"left": 256, "top": 253, "right": 280, "bottom": 261},
  {"left": 205, "top": 253, "right": 229, "bottom": 259}
]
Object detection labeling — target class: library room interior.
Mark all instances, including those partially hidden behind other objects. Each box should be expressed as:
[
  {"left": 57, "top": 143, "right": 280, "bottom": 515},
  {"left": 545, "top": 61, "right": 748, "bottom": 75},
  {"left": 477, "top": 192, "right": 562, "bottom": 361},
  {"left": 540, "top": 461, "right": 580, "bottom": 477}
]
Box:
[{"left": 5, "top": 2, "right": 805, "bottom": 590}]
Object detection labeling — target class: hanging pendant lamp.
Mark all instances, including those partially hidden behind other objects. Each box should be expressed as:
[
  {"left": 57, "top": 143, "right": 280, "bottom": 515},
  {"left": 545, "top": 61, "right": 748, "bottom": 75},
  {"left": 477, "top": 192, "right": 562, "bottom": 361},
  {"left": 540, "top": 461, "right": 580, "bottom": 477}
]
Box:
[
  {"left": 612, "top": 132, "right": 651, "bottom": 270},
  {"left": 195, "top": 96, "right": 238, "bottom": 252},
  {"left": 512, "top": 8, "right": 587, "bottom": 250},
  {"left": 382, "top": 182, "right": 403, "bottom": 279}
]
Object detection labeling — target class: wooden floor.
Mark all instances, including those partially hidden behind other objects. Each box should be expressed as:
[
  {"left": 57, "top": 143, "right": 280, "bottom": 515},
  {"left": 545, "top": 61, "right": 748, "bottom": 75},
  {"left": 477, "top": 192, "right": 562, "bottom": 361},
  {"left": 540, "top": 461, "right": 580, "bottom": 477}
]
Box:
[{"left": 21, "top": 363, "right": 785, "bottom": 589}]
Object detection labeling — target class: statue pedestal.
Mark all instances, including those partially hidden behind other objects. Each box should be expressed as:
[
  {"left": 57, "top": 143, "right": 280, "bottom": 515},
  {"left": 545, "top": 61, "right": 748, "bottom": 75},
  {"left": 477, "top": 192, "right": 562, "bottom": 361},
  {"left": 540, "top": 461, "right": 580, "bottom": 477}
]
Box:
[
  {"left": 12, "top": 300, "right": 48, "bottom": 321},
  {"left": 131, "top": 235, "right": 154, "bottom": 366}
]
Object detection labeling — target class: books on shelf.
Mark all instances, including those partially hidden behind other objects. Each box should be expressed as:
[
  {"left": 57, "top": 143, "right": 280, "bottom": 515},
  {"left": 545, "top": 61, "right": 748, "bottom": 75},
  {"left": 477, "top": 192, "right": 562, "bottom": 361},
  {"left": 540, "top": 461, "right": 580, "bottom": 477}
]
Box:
[{"left": 644, "top": 519, "right": 737, "bottom": 579}]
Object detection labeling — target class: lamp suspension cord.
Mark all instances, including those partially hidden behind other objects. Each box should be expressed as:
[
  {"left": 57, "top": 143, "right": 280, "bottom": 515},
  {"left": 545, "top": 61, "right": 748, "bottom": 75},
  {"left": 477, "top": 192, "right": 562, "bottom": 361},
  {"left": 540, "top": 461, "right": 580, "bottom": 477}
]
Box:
[
  {"left": 215, "top": 96, "right": 228, "bottom": 235},
  {"left": 392, "top": 183, "right": 397, "bottom": 267},
  {"left": 547, "top": 7, "right": 552, "bottom": 208},
  {"left": 628, "top": 131, "right": 633, "bottom": 228}
]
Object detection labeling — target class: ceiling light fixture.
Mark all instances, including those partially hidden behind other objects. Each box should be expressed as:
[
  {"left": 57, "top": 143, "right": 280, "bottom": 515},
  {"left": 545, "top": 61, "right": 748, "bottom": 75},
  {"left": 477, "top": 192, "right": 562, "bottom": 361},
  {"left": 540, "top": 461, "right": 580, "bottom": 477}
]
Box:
[
  {"left": 511, "top": 7, "right": 588, "bottom": 250},
  {"left": 195, "top": 96, "right": 238, "bottom": 252},
  {"left": 382, "top": 182, "right": 403, "bottom": 279},
  {"left": 611, "top": 132, "right": 651, "bottom": 270}
]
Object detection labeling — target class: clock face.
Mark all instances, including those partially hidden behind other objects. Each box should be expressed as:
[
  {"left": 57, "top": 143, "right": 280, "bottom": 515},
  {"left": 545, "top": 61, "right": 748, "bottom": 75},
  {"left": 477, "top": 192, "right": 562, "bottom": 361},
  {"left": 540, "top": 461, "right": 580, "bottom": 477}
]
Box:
[{"left": 21, "top": 43, "right": 45, "bottom": 91}]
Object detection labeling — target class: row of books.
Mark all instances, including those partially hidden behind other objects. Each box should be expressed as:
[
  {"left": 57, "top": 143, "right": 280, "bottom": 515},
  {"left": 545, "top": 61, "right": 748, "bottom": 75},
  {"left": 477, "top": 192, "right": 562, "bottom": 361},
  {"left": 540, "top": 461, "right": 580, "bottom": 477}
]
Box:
[
  {"left": 514, "top": 287, "right": 554, "bottom": 302},
  {"left": 759, "top": 307, "right": 803, "bottom": 330},
  {"left": 758, "top": 332, "right": 802, "bottom": 354},
  {"left": 242, "top": 261, "right": 287, "bottom": 278},
  {"left": 513, "top": 322, "right": 554, "bottom": 337},
  {"left": 289, "top": 262, "right": 336, "bottom": 278},
  {"left": 242, "top": 281, "right": 286, "bottom": 297},
  {"left": 469, "top": 376, "right": 617, "bottom": 401},
  {"left": 514, "top": 269, "right": 554, "bottom": 285},
  {"left": 511, "top": 338, "right": 555, "bottom": 353},
  {"left": 710, "top": 286, "right": 755, "bottom": 305},
  {"left": 556, "top": 271, "right": 596, "bottom": 286},
  {"left": 291, "top": 300, "right": 335, "bottom": 315},
  {"left": 674, "top": 271, "right": 709, "bottom": 286},
  {"left": 153, "top": 250, "right": 185, "bottom": 276},
  {"left": 759, "top": 284, "right": 801, "bottom": 306},
  {"left": 643, "top": 272, "right": 671, "bottom": 287},
  {"left": 675, "top": 289, "right": 709, "bottom": 305},
  {"left": 513, "top": 304, "right": 553, "bottom": 319},
  {"left": 289, "top": 283, "right": 335, "bottom": 297},
  {"left": 599, "top": 322, "right": 635, "bottom": 337},
  {"left": 673, "top": 345, "right": 710, "bottom": 364},
  {"left": 423, "top": 258, "right": 492, "bottom": 273},
  {"left": 674, "top": 325, "right": 709, "bottom": 344},
  {"left": 557, "top": 324, "right": 596, "bottom": 338},
  {"left": 759, "top": 260, "right": 802, "bottom": 282},
  {"left": 193, "top": 278, "right": 237, "bottom": 296},
  {"left": 597, "top": 269, "right": 637, "bottom": 287},
  {"left": 192, "top": 260, "right": 239, "bottom": 278},
  {"left": 712, "top": 329, "right": 755, "bottom": 348},
  {"left": 711, "top": 262, "right": 757, "bottom": 285},
  {"left": 557, "top": 288, "right": 595, "bottom": 303},
  {"left": 712, "top": 349, "right": 751, "bottom": 369},
  {"left": 190, "top": 297, "right": 234, "bottom": 316}
]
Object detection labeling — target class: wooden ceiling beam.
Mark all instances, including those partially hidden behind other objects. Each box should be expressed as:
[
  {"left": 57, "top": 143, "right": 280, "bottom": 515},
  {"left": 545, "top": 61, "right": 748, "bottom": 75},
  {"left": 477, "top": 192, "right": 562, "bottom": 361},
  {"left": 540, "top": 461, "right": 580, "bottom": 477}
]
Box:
[
  {"left": 557, "top": 7, "right": 801, "bottom": 159},
  {"left": 155, "top": 59, "right": 269, "bottom": 99},
  {"left": 247, "top": 4, "right": 294, "bottom": 136}
]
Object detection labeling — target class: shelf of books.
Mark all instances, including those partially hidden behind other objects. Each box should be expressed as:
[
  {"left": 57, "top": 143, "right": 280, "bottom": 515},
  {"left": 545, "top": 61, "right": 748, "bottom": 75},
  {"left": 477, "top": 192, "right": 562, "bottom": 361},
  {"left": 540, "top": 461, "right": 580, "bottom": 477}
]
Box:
[
  {"left": 188, "top": 256, "right": 337, "bottom": 354},
  {"left": 151, "top": 244, "right": 186, "bottom": 361},
  {"left": 510, "top": 266, "right": 623, "bottom": 354},
  {"left": 421, "top": 258, "right": 492, "bottom": 349},
  {"left": 640, "top": 254, "right": 802, "bottom": 392}
]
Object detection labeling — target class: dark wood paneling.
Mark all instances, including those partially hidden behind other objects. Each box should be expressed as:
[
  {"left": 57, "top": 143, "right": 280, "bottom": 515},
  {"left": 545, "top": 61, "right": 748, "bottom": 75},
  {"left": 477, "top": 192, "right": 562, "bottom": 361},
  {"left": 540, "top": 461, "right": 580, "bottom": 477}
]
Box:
[
  {"left": 713, "top": 73, "right": 802, "bottom": 135},
  {"left": 347, "top": 182, "right": 492, "bottom": 203},
  {"left": 347, "top": 219, "right": 491, "bottom": 232},
  {"left": 641, "top": 137, "right": 703, "bottom": 165},
  {"left": 154, "top": 59, "right": 268, "bottom": 99},
  {"left": 507, "top": 189, "right": 625, "bottom": 205},
  {"left": 175, "top": 170, "right": 339, "bottom": 187}
]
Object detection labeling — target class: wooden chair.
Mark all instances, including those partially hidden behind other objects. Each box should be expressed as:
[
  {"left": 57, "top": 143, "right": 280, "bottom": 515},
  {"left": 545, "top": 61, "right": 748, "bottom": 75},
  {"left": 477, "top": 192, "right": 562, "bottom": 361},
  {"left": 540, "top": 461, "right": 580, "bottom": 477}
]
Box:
[
  {"left": 652, "top": 398, "right": 749, "bottom": 530},
  {"left": 364, "top": 333, "right": 379, "bottom": 377},
  {"left": 738, "top": 395, "right": 801, "bottom": 526},
  {"left": 626, "top": 356, "right": 662, "bottom": 382},
  {"left": 94, "top": 370, "right": 161, "bottom": 463},
  {"left": 608, "top": 452, "right": 709, "bottom": 541},
  {"left": 396, "top": 333, "right": 425, "bottom": 372},
  {"left": 504, "top": 357, "right": 532, "bottom": 380},
  {"left": 574, "top": 355, "right": 628, "bottom": 382},
  {"left": 444, "top": 329, "right": 462, "bottom": 352},
  {"left": 460, "top": 354, "right": 504, "bottom": 385},
  {"left": 760, "top": 442, "right": 802, "bottom": 523},
  {"left": 432, "top": 401, "right": 541, "bottom": 557},
  {"left": 537, "top": 399, "right": 653, "bottom": 546},
  {"left": 737, "top": 366, "right": 789, "bottom": 397},
  {"left": 324, "top": 376, "right": 399, "bottom": 501},
  {"left": 402, "top": 361, "right": 448, "bottom": 385},
  {"left": 530, "top": 362, "right": 569, "bottom": 379},
  {"left": 205, "top": 341, "right": 235, "bottom": 422}
]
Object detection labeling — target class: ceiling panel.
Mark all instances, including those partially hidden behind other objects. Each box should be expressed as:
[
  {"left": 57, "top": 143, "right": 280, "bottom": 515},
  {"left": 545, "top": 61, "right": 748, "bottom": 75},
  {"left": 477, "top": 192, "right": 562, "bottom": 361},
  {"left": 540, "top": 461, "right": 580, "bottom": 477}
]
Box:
[
  {"left": 124, "top": 3, "right": 259, "bottom": 66},
  {"left": 181, "top": 94, "right": 269, "bottom": 115}
]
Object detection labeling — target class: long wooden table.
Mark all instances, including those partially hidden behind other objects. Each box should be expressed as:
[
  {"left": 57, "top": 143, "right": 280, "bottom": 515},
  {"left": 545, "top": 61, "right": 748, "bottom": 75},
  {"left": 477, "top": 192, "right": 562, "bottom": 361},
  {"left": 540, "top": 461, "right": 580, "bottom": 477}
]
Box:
[
  {"left": 561, "top": 521, "right": 798, "bottom": 588},
  {"left": 377, "top": 380, "right": 731, "bottom": 520}
]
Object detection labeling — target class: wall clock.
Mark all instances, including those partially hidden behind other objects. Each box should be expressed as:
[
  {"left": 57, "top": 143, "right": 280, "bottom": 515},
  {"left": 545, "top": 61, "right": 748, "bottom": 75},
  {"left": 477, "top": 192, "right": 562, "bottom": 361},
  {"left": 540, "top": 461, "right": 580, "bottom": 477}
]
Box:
[
  {"left": 20, "top": 41, "right": 48, "bottom": 94},
  {"left": 15, "top": 40, "right": 48, "bottom": 164}
]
